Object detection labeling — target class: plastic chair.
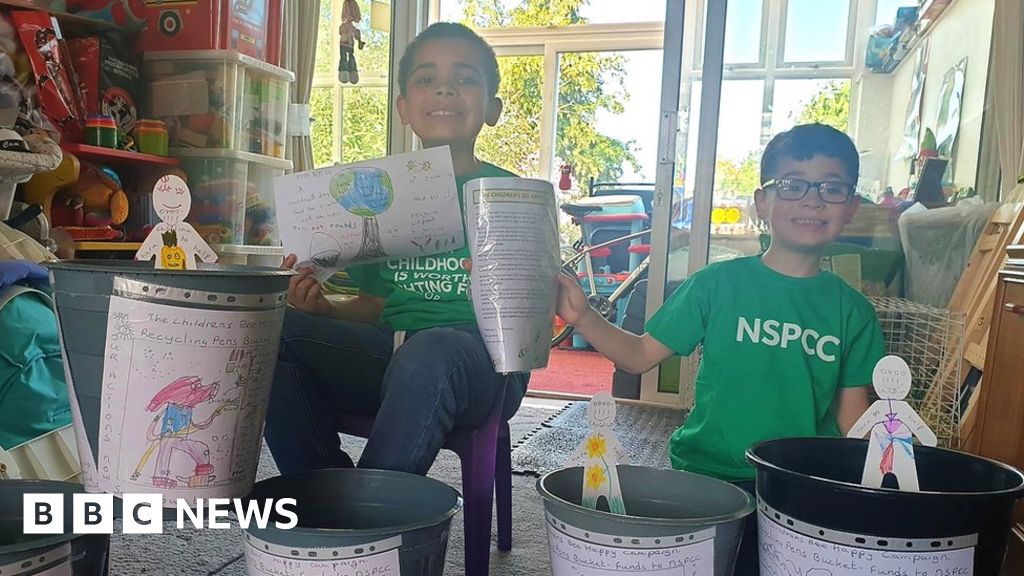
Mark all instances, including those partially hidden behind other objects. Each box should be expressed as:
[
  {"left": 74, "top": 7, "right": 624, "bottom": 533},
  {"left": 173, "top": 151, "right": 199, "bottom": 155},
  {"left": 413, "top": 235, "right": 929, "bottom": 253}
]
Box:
[{"left": 337, "top": 384, "right": 513, "bottom": 576}]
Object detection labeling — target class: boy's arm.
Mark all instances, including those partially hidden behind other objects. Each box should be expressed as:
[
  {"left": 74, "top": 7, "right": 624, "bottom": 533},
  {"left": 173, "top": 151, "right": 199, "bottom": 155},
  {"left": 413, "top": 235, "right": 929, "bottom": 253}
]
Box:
[
  {"left": 835, "top": 386, "right": 871, "bottom": 435},
  {"left": 557, "top": 272, "right": 675, "bottom": 374},
  {"left": 574, "top": 309, "right": 675, "bottom": 374}
]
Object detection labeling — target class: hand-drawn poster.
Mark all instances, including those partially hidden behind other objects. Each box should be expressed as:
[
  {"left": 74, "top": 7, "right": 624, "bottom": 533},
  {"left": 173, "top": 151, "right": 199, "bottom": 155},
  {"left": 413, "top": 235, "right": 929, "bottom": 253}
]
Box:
[
  {"left": 464, "top": 178, "right": 560, "bottom": 373},
  {"left": 98, "top": 277, "right": 285, "bottom": 507},
  {"left": 274, "top": 146, "right": 462, "bottom": 277}
]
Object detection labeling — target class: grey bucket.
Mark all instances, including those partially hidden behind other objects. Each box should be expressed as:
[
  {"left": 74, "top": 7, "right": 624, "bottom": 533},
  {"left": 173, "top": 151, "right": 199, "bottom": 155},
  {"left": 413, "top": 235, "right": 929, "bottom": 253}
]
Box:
[
  {"left": 0, "top": 480, "right": 114, "bottom": 575},
  {"left": 538, "top": 465, "right": 755, "bottom": 575},
  {"left": 45, "top": 260, "right": 292, "bottom": 502},
  {"left": 242, "top": 469, "right": 462, "bottom": 576}
]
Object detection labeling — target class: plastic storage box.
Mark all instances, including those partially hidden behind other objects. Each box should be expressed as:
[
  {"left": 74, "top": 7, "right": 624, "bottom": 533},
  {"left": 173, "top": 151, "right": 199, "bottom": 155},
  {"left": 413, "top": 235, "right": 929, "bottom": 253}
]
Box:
[
  {"left": 144, "top": 50, "right": 294, "bottom": 159},
  {"left": 177, "top": 149, "right": 292, "bottom": 247}
]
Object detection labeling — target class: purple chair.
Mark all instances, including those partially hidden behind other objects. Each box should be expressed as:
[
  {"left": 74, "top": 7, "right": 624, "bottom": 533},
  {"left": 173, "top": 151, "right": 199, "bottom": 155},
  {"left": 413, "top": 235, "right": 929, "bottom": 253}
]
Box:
[{"left": 337, "top": 385, "right": 513, "bottom": 576}]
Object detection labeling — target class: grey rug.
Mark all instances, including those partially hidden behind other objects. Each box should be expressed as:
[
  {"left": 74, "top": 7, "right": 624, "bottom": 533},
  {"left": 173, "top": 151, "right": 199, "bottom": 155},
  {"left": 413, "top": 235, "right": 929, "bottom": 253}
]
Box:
[{"left": 510, "top": 401, "right": 687, "bottom": 476}]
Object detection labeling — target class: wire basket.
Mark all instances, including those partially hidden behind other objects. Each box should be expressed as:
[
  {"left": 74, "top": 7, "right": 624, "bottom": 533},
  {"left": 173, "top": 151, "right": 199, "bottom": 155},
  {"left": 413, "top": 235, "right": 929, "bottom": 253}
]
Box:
[{"left": 870, "top": 297, "right": 966, "bottom": 448}]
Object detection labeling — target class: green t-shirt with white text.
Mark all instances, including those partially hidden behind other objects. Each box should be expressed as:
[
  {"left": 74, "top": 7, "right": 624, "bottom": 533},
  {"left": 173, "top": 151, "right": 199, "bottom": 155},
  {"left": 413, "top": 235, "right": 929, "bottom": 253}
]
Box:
[
  {"left": 345, "top": 162, "right": 516, "bottom": 331},
  {"left": 646, "top": 256, "right": 885, "bottom": 481}
]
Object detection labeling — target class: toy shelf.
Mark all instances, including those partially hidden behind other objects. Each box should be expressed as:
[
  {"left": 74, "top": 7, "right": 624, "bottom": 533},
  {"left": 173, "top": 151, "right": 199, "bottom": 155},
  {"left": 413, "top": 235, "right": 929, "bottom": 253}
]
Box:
[
  {"left": 72, "top": 241, "right": 141, "bottom": 252},
  {"left": 62, "top": 144, "right": 180, "bottom": 168},
  {"left": 0, "top": 1, "right": 117, "bottom": 34}
]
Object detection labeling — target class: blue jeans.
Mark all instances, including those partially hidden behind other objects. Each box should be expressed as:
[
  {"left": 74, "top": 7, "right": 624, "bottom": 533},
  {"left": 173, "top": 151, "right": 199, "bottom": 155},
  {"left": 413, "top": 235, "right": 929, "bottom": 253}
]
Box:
[{"left": 263, "top": 308, "right": 530, "bottom": 475}]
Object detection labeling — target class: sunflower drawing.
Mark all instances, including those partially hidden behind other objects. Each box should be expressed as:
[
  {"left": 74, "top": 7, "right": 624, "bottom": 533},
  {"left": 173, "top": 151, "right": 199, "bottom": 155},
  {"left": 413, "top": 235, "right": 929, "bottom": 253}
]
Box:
[{"left": 585, "top": 464, "right": 608, "bottom": 490}]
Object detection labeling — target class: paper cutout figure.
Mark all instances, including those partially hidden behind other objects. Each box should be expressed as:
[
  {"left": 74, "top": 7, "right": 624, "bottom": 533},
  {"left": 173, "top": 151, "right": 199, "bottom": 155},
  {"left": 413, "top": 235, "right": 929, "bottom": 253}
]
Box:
[
  {"left": 567, "top": 393, "right": 630, "bottom": 514},
  {"left": 847, "top": 355, "right": 938, "bottom": 491},
  {"left": 136, "top": 175, "right": 218, "bottom": 269},
  {"left": 330, "top": 167, "right": 394, "bottom": 261},
  {"left": 130, "top": 375, "right": 238, "bottom": 489}
]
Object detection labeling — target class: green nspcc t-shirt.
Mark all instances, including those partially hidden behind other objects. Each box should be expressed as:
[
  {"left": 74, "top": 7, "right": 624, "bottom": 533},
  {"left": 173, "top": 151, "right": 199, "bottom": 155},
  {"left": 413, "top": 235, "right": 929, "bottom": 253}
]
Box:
[
  {"left": 345, "top": 162, "right": 516, "bottom": 331},
  {"left": 646, "top": 256, "right": 885, "bottom": 481}
]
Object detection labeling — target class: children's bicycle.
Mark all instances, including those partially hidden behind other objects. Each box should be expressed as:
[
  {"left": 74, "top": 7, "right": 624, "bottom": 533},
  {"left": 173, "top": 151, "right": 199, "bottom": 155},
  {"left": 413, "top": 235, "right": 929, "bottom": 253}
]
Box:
[{"left": 551, "top": 201, "right": 652, "bottom": 348}]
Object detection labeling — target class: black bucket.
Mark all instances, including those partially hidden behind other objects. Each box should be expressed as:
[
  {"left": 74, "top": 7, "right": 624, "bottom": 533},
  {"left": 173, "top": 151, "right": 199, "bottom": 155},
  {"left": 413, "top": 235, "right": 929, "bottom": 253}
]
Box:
[
  {"left": 747, "top": 437, "right": 1024, "bottom": 575},
  {"left": 242, "top": 469, "right": 462, "bottom": 576},
  {"left": 0, "top": 480, "right": 114, "bottom": 575}
]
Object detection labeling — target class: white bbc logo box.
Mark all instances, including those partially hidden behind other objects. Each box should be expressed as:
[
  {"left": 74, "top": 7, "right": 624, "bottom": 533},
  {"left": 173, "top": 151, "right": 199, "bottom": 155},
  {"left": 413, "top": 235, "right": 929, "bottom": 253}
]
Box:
[{"left": 22, "top": 493, "right": 164, "bottom": 535}]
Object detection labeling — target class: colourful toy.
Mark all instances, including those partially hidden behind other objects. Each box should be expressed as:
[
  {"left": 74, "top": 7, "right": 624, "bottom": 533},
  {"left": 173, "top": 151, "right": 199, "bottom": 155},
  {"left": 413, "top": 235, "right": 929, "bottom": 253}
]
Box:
[
  {"left": 66, "top": 0, "right": 147, "bottom": 31},
  {"left": 338, "top": 0, "right": 365, "bottom": 84}
]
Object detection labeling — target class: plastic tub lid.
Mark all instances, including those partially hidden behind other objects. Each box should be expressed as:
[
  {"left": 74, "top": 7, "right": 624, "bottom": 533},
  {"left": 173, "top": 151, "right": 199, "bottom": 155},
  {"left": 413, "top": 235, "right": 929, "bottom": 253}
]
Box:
[
  {"left": 143, "top": 50, "right": 296, "bottom": 82},
  {"left": 171, "top": 148, "right": 293, "bottom": 171}
]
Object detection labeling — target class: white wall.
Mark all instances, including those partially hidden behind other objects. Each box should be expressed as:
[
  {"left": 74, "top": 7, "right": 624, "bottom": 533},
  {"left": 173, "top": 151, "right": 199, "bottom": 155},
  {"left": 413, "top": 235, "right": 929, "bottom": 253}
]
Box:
[{"left": 862, "top": 0, "right": 995, "bottom": 194}]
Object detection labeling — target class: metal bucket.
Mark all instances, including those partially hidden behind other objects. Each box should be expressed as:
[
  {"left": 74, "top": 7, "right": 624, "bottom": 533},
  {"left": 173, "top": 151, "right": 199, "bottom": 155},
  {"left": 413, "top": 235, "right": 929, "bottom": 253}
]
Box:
[
  {"left": 242, "top": 469, "right": 462, "bottom": 576},
  {"left": 748, "top": 437, "right": 1024, "bottom": 575},
  {"left": 538, "top": 465, "right": 755, "bottom": 575},
  {"left": 46, "top": 260, "right": 291, "bottom": 507},
  {"left": 0, "top": 480, "right": 113, "bottom": 575}
]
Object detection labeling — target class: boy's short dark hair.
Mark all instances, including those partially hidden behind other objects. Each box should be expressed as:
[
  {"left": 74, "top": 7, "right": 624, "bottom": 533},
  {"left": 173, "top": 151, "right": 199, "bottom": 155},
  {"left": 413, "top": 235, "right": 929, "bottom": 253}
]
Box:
[
  {"left": 760, "top": 123, "right": 860, "bottom": 188},
  {"left": 398, "top": 22, "right": 501, "bottom": 99}
]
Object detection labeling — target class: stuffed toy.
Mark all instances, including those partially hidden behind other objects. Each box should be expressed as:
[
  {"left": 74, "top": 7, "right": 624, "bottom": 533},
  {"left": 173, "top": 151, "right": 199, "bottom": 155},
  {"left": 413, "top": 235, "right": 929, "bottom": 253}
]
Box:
[{"left": 338, "top": 0, "right": 365, "bottom": 84}]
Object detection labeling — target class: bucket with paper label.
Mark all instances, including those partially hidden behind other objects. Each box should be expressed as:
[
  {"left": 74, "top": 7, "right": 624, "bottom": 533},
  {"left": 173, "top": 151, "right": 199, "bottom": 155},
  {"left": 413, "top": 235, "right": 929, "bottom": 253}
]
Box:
[
  {"left": 241, "top": 469, "right": 462, "bottom": 576},
  {"left": 747, "top": 437, "right": 1024, "bottom": 575},
  {"left": 45, "top": 260, "right": 292, "bottom": 508},
  {"left": 537, "top": 465, "right": 755, "bottom": 575},
  {"left": 0, "top": 480, "right": 113, "bottom": 575}
]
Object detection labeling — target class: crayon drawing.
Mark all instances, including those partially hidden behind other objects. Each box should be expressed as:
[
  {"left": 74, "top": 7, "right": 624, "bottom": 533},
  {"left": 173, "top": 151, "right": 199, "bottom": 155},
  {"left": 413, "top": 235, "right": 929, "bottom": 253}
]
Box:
[{"left": 99, "top": 281, "right": 283, "bottom": 506}]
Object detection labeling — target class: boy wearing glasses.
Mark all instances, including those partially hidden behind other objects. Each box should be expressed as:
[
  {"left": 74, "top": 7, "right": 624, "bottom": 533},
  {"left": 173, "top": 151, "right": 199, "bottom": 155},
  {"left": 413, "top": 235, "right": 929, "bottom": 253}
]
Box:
[{"left": 556, "top": 123, "right": 884, "bottom": 573}]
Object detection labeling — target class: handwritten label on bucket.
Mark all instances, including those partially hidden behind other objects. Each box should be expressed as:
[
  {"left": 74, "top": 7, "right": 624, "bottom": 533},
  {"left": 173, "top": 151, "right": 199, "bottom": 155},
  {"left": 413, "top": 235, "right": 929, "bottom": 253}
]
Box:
[
  {"left": 545, "top": 515, "right": 714, "bottom": 575},
  {"left": 759, "top": 509, "right": 975, "bottom": 575},
  {"left": 244, "top": 538, "right": 401, "bottom": 576},
  {"left": 0, "top": 542, "right": 72, "bottom": 576}
]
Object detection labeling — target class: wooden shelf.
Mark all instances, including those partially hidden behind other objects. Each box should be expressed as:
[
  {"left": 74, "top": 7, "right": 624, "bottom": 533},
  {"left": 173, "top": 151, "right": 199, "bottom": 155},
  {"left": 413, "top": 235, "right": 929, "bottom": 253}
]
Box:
[
  {"left": 62, "top": 144, "right": 180, "bottom": 168},
  {"left": 73, "top": 241, "right": 141, "bottom": 252},
  {"left": 871, "top": 0, "right": 959, "bottom": 75}
]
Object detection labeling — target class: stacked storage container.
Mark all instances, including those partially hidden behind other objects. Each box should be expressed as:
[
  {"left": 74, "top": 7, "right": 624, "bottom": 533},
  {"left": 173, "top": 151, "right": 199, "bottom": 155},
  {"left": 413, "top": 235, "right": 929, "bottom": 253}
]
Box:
[{"left": 143, "top": 50, "right": 294, "bottom": 265}]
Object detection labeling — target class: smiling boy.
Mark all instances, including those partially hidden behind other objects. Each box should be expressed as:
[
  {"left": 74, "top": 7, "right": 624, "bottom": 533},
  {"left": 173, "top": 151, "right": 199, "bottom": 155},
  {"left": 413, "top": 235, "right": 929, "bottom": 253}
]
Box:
[{"left": 556, "top": 123, "right": 885, "bottom": 574}]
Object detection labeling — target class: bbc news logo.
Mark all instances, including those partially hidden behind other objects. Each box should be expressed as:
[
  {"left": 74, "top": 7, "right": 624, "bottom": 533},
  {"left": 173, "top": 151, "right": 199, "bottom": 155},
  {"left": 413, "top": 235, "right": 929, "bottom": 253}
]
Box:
[{"left": 23, "top": 494, "right": 298, "bottom": 534}]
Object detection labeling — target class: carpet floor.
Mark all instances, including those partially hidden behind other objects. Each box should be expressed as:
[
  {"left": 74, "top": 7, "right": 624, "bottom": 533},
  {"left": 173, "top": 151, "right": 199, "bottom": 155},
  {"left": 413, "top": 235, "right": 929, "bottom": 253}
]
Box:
[
  {"left": 527, "top": 348, "right": 615, "bottom": 396},
  {"left": 509, "top": 401, "right": 687, "bottom": 476}
]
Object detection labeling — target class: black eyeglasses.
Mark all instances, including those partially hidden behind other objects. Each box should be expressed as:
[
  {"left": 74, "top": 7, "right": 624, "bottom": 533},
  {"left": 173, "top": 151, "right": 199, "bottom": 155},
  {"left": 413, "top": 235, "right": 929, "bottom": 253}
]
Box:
[{"left": 762, "top": 178, "right": 854, "bottom": 204}]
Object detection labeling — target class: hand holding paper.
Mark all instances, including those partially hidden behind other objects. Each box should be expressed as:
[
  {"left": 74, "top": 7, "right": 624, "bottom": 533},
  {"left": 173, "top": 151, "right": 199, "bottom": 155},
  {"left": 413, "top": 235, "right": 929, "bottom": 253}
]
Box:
[
  {"left": 274, "top": 147, "right": 463, "bottom": 277},
  {"left": 464, "top": 177, "right": 561, "bottom": 374}
]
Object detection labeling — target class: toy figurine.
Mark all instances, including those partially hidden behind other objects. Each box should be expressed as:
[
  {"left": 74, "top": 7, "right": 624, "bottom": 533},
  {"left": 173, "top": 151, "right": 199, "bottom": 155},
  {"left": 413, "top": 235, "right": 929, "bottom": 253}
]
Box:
[
  {"left": 135, "top": 174, "right": 217, "bottom": 269},
  {"left": 848, "top": 355, "right": 938, "bottom": 492},
  {"left": 338, "top": 0, "right": 365, "bottom": 84}
]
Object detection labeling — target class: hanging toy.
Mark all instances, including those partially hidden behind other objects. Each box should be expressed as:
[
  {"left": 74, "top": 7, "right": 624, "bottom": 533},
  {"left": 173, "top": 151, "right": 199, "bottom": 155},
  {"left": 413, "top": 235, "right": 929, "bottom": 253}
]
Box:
[{"left": 338, "top": 0, "right": 365, "bottom": 84}]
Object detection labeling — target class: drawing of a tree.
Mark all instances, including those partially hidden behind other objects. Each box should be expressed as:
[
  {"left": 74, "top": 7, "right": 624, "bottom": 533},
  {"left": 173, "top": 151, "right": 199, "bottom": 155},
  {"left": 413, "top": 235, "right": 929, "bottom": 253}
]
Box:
[{"left": 330, "top": 167, "right": 394, "bottom": 260}]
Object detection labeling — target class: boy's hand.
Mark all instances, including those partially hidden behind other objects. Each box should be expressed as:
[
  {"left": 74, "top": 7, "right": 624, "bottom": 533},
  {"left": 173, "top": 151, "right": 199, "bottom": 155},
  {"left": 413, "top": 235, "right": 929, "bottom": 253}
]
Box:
[
  {"left": 283, "top": 254, "right": 333, "bottom": 317},
  {"left": 556, "top": 270, "right": 594, "bottom": 326}
]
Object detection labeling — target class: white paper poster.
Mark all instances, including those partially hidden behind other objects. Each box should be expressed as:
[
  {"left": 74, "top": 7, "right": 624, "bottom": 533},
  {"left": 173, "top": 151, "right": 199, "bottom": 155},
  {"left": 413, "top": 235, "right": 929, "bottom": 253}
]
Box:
[
  {"left": 758, "top": 510, "right": 975, "bottom": 576},
  {"left": 98, "top": 278, "right": 285, "bottom": 507},
  {"left": 546, "top": 518, "right": 714, "bottom": 575},
  {"left": 464, "top": 178, "right": 560, "bottom": 373},
  {"left": 274, "top": 147, "right": 462, "bottom": 276},
  {"left": 244, "top": 536, "right": 402, "bottom": 576}
]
